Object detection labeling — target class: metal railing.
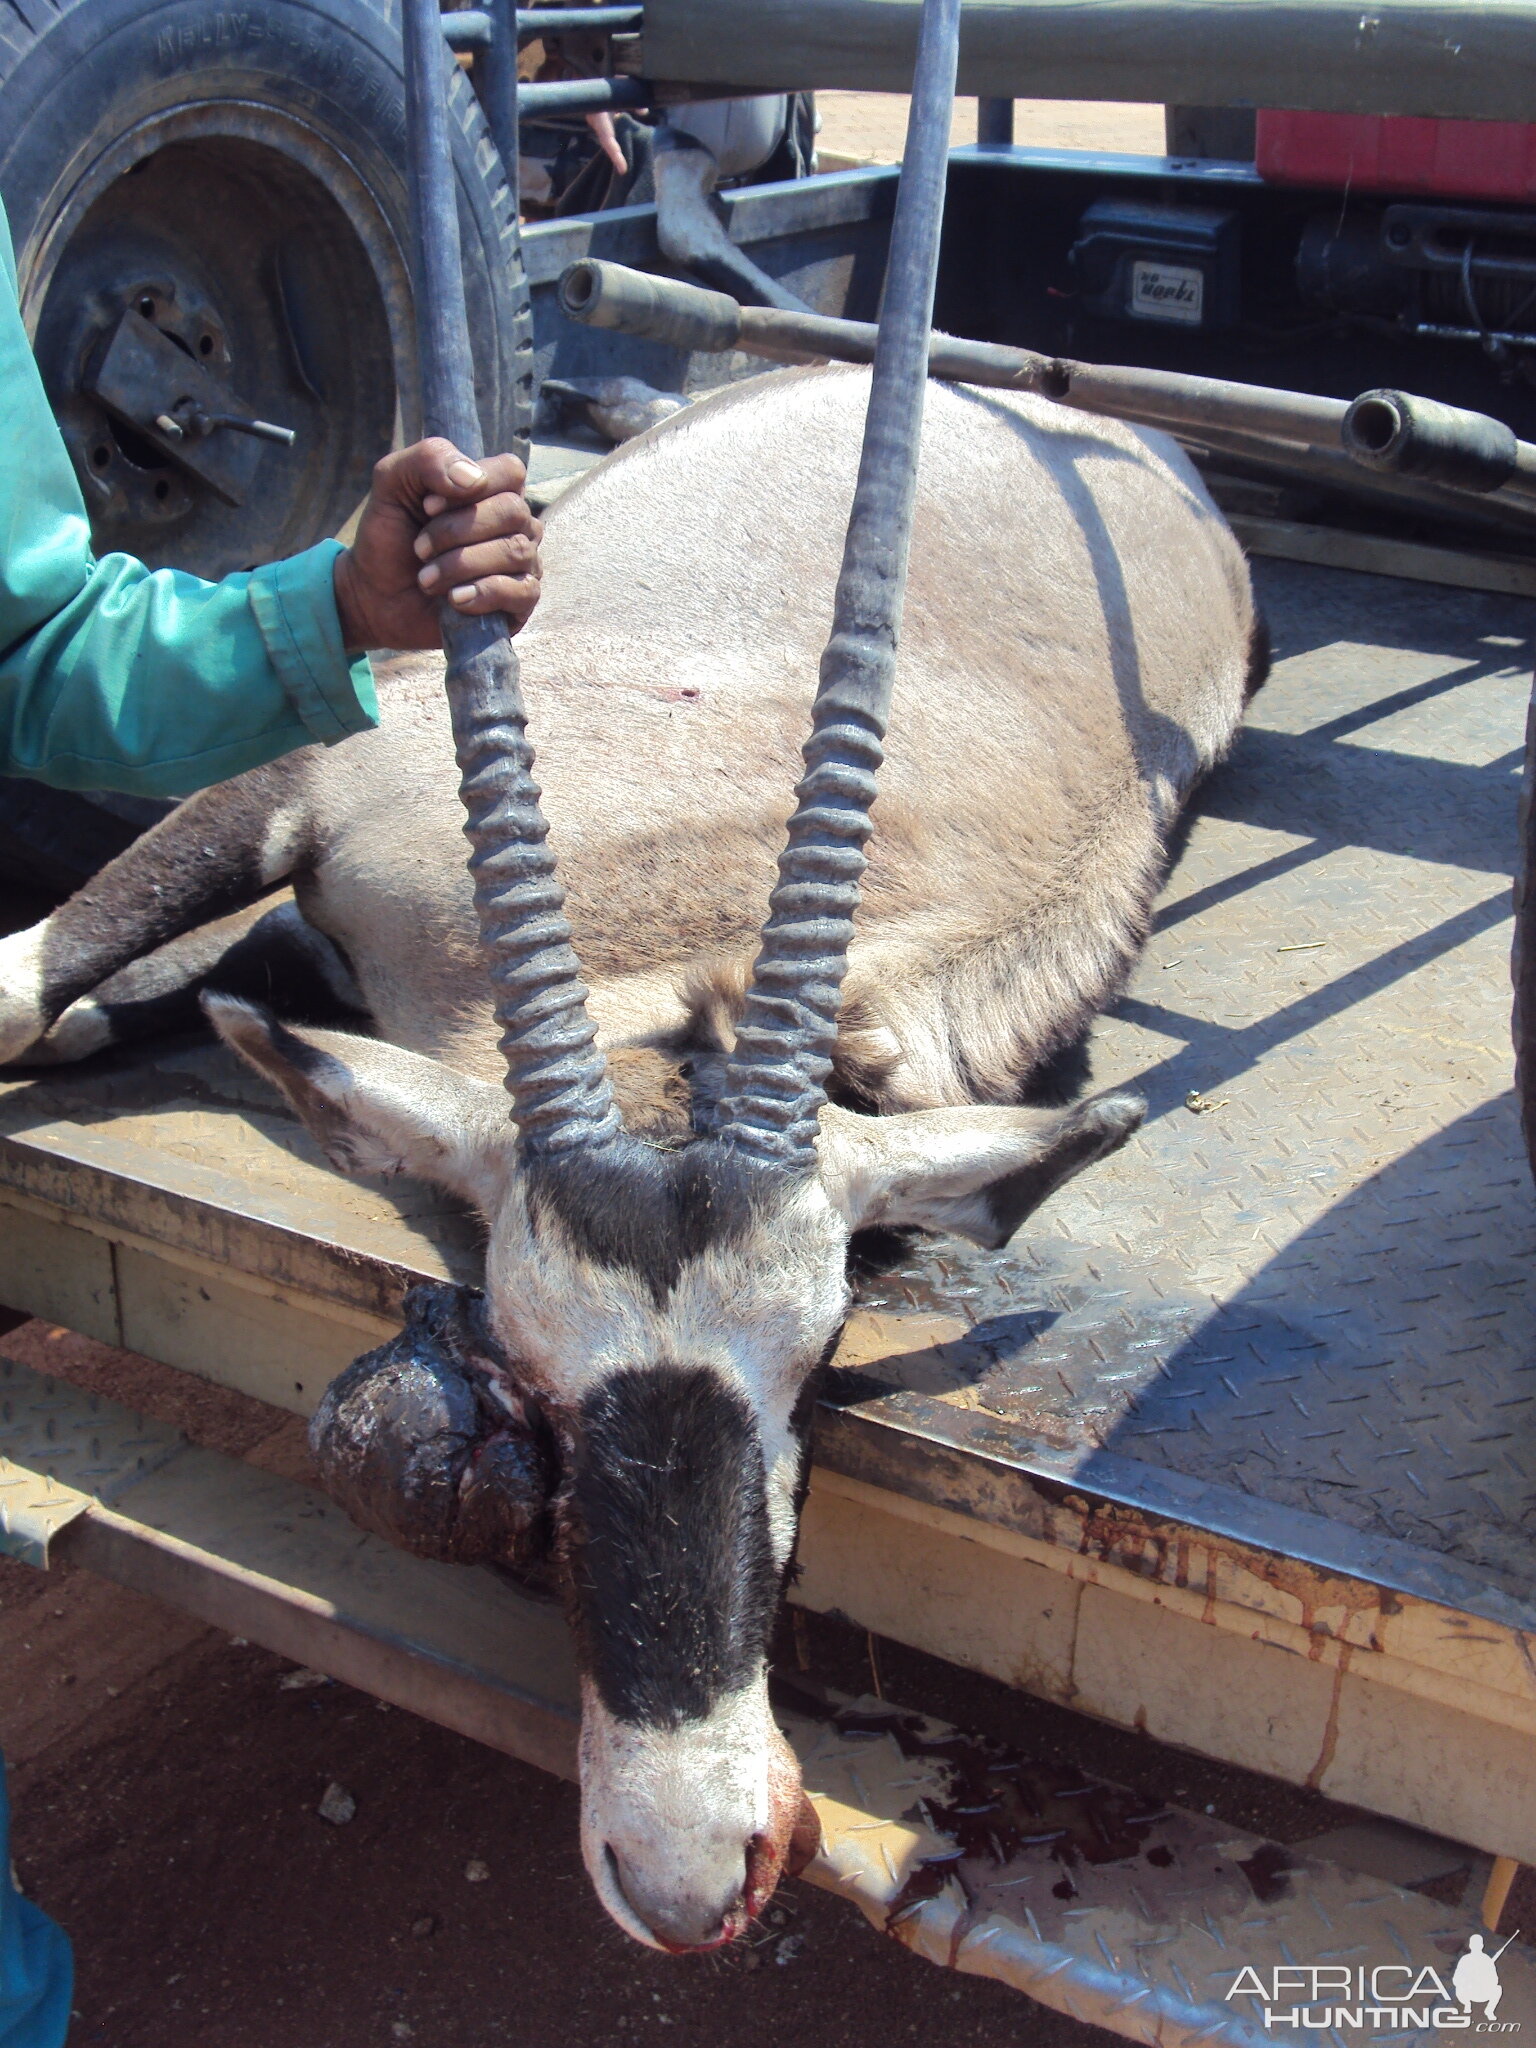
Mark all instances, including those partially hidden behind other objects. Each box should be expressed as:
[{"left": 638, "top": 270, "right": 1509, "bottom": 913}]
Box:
[{"left": 442, "top": 0, "right": 649, "bottom": 163}]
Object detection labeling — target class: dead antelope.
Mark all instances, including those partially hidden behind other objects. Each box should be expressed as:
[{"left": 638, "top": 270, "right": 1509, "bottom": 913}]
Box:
[
  {"left": 0, "top": 0, "right": 1281, "bottom": 1948},
  {"left": 0, "top": 357, "right": 1260, "bottom": 1945}
]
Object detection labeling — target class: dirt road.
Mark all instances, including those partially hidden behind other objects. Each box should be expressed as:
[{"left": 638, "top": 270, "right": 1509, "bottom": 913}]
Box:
[{"left": 814, "top": 94, "right": 1165, "bottom": 166}]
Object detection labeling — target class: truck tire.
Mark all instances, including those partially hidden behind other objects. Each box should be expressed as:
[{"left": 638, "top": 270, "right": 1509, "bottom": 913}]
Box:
[
  {"left": 0, "top": 0, "right": 531, "bottom": 583},
  {"left": 1515, "top": 671, "right": 1536, "bottom": 1182}
]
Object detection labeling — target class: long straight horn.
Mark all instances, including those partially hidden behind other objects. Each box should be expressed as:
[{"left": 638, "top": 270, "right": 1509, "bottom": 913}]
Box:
[
  {"left": 403, "top": 0, "right": 619, "bottom": 1153},
  {"left": 719, "top": 0, "right": 962, "bottom": 1167}
]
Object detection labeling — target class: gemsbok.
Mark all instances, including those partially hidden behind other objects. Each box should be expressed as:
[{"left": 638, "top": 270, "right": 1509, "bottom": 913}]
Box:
[{"left": 0, "top": 356, "right": 1261, "bottom": 1946}]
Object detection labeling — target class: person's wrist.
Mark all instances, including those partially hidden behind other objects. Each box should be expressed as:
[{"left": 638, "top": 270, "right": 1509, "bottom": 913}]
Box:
[{"left": 332, "top": 548, "right": 368, "bottom": 655}]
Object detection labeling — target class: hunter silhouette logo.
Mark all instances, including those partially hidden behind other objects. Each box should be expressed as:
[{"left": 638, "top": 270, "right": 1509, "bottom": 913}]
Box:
[
  {"left": 1228, "top": 1929, "right": 1523, "bottom": 2031},
  {"left": 1456, "top": 1935, "right": 1515, "bottom": 2023}
]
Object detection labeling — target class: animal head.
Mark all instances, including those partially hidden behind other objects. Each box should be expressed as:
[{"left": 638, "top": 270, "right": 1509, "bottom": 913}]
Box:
[{"left": 207, "top": 993, "right": 1142, "bottom": 1948}]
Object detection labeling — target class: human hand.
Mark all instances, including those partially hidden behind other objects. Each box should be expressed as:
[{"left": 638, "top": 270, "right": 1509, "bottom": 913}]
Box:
[
  {"left": 586, "top": 110, "right": 629, "bottom": 175},
  {"left": 332, "top": 438, "right": 542, "bottom": 653}
]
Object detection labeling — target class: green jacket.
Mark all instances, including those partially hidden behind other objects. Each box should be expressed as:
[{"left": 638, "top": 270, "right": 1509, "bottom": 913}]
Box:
[{"left": 0, "top": 203, "right": 377, "bottom": 798}]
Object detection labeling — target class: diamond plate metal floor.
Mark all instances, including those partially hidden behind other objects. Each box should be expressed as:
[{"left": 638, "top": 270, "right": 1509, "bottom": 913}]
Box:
[{"left": 849, "top": 558, "right": 1536, "bottom": 1599}]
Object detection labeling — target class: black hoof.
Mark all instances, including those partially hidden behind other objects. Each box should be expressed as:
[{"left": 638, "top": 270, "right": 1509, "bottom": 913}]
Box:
[{"left": 309, "top": 1281, "right": 554, "bottom": 1569}]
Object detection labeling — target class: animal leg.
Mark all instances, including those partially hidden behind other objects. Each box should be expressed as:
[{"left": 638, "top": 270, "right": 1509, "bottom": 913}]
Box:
[
  {"left": 0, "top": 757, "right": 311, "bottom": 1062},
  {"left": 30, "top": 897, "right": 365, "bottom": 1064}
]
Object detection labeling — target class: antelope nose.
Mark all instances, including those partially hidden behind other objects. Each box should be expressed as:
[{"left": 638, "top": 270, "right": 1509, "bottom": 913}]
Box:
[{"left": 605, "top": 1844, "right": 749, "bottom": 1953}]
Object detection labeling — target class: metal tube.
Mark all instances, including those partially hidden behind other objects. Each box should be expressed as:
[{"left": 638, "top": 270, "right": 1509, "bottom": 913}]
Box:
[
  {"left": 444, "top": 6, "right": 643, "bottom": 50},
  {"left": 559, "top": 260, "right": 1536, "bottom": 520},
  {"left": 722, "top": 0, "right": 963, "bottom": 1166},
  {"left": 559, "top": 259, "right": 1350, "bottom": 434},
  {"left": 442, "top": 11, "right": 494, "bottom": 50},
  {"left": 976, "top": 95, "right": 1014, "bottom": 145},
  {"left": 518, "top": 3, "right": 643, "bottom": 30},
  {"left": 404, "top": 0, "right": 620, "bottom": 1151},
  {"left": 1051, "top": 356, "right": 1348, "bottom": 444},
  {"left": 639, "top": 0, "right": 1536, "bottom": 126},
  {"left": 478, "top": 0, "right": 522, "bottom": 200},
  {"left": 518, "top": 75, "right": 649, "bottom": 113},
  {"left": 516, "top": 4, "right": 644, "bottom": 31}
]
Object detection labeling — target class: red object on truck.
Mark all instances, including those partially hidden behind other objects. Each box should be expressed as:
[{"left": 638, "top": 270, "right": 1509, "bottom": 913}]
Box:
[{"left": 1256, "top": 111, "right": 1536, "bottom": 202}]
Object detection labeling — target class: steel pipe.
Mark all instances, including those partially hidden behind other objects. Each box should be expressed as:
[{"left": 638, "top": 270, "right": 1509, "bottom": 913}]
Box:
[
  {"left": 442, "top": 10, "right": 494, "bottom": 50},
  {"left": 558, "top": 257, "right": 1350, "bottom": 435},
  {"left": 517, "top": 75, "right": 650, "bottom": 112},
  {"left": 442, "top": 6, "right": 643, "bottom": 50},
  {"left": 516, "top": 5, "right": 644, "bottom": 32},
  {"left": 559, "top": 259, "right": 1536, "bottom": 519},
  {"left": 639, "top": 0, "right": 1536, "bottom": 125}
]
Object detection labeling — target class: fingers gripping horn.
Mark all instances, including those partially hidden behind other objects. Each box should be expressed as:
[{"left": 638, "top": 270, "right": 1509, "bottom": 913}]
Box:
[
  {"left": 719, "top": 0, "right": 963, "bottom": 1167},
  {"left": 403, "top": 0, "right": 619, "bottom": 1152}
]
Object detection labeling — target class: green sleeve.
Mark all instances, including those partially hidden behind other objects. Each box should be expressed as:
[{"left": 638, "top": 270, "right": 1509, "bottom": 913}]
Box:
[{"left": 0, "top": 202, "right": 377, "bottom": 800}]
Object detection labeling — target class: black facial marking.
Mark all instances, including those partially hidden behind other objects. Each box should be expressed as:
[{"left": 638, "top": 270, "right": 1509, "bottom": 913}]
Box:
[
  {"left": 570, "top": 1365, "right": 778, "bottom": 1726},
  {"left": 528, "top": 1138, "right": 771, "bottom": 1307}
]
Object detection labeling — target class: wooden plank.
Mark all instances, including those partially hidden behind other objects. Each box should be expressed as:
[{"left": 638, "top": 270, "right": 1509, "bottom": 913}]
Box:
[
  {"left": 113, "top": 1245, "right": 392, "bottom": 1417},
  {"left": 1228, "top": 513, "right": 1536, "bottom": 597},
  {"left": 640, "top": 0, "right": 1536, "bottom": 123},
  {"left": 800, "top": 1468, "right": 1536, "bottom": 1734},
  {"left": 61, "top": 1446, "right": 582, "bottom": 1782},
  {"left": 0, "top": 1114, "right": 465, "bottom": 1322},
  {"left": 0, "top": 1199, "right": 120, "bottom": 1345},
  {"left": 797, "top": 1472, "right": 1536, "bottom": 1862}
]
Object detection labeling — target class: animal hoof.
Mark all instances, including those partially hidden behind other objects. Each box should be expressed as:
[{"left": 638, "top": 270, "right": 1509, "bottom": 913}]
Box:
[{"left": 309, "top": 1281, "right": 553, "bottom": 1570}]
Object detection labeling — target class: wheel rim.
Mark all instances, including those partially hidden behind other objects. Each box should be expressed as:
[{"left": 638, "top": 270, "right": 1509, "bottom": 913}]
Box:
[{"left": 25, "top": 106, "right": 410, "bottom": 578}]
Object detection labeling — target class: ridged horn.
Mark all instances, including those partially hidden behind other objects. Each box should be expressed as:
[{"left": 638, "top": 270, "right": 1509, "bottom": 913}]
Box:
[
  {"left": 403, "top": 0, "right": 620, "bottom": 1152},
  {"left": 718, "top": 0, "right": 962, "bottom": 1167}
]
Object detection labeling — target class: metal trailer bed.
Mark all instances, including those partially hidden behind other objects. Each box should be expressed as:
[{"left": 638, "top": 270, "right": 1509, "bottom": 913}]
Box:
[{"left": 4, "top": 538, "right": 1533, "bottom": 2040}]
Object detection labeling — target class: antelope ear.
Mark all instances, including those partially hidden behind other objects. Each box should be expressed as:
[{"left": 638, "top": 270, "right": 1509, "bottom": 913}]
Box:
[
  {"left": 204, "top": 995, "right": 515, "bottom": 1210},
  {"left": 817, "top": 1091, "right": 1145, "bottom": 1248}
]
